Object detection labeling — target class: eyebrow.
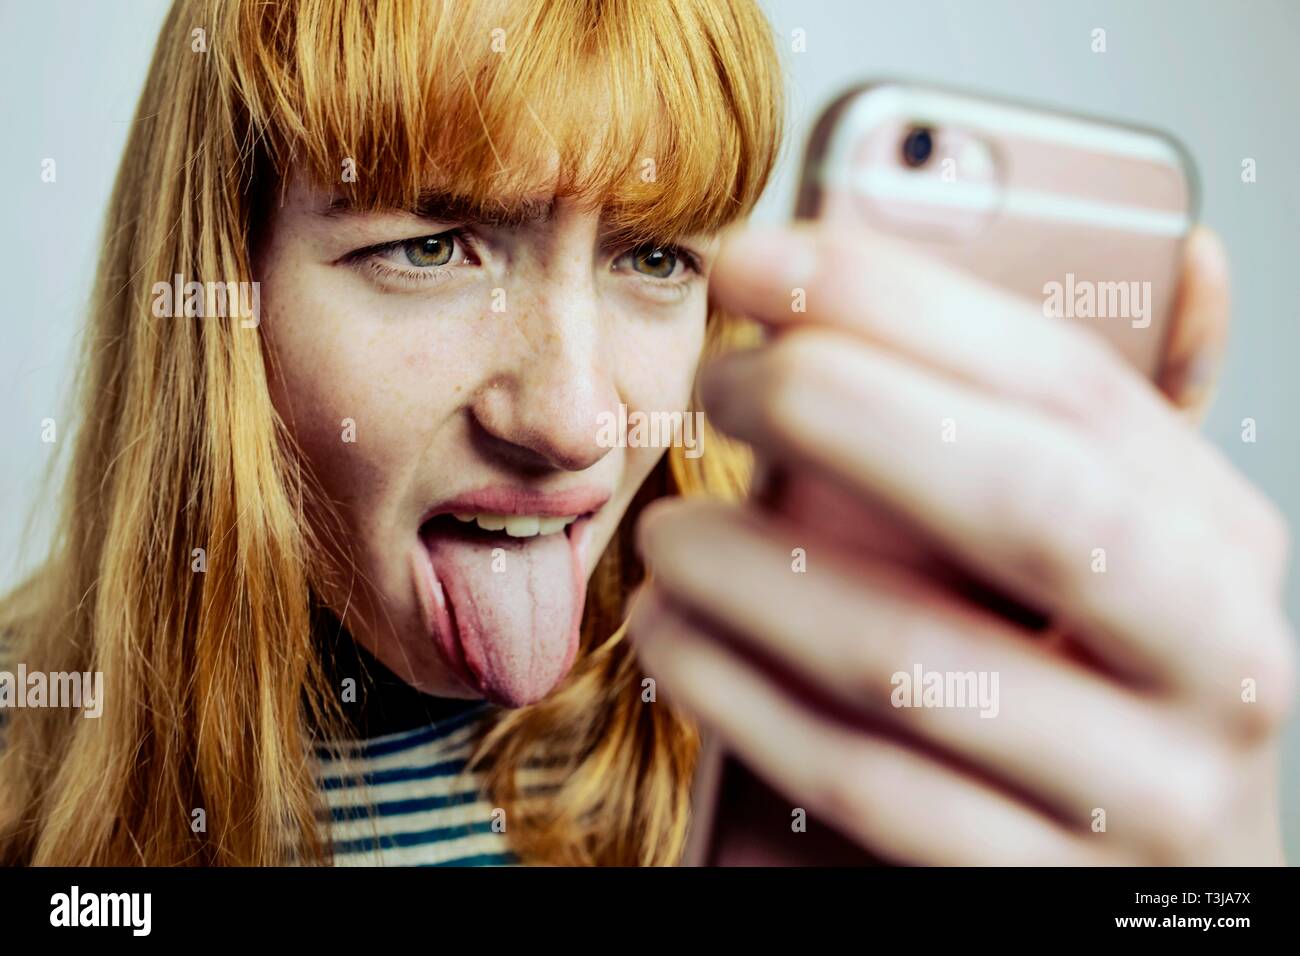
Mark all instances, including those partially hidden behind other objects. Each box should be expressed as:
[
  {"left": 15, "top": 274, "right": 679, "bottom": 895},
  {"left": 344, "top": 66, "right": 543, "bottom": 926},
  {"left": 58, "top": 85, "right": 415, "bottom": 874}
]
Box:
[{"left": 323, "top": 189, "right": 556, "bottom": 228}]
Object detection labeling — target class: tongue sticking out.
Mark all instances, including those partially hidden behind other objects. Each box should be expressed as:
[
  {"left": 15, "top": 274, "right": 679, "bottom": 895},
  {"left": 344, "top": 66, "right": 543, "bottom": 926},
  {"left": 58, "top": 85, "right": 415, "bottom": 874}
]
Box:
[{"left": 423, "top": 525, "right": 584, "bottom": 708}]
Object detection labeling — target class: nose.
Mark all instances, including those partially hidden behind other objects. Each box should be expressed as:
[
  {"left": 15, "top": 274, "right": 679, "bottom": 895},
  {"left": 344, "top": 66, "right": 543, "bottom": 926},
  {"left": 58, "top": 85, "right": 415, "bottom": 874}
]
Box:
[{"left": 469, "top": 268, "right": 620, "bottom": 474}]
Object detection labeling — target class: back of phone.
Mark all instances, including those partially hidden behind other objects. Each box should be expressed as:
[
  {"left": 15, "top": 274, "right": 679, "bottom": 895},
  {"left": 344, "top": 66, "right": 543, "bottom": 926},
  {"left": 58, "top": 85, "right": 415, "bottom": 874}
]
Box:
[
  {"left": 685, "top": 82, "right": 1197, "bottom": 867},
  {"left": 795, "top": 81, "right": 1196, "bottom": 377}
]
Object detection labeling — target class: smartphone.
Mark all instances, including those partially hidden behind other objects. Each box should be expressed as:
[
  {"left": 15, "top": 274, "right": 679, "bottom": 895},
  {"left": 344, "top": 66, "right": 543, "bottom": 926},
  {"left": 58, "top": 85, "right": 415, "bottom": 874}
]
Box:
[{"left": 685, "top": 80, "right": 1199, "bottom": 866}]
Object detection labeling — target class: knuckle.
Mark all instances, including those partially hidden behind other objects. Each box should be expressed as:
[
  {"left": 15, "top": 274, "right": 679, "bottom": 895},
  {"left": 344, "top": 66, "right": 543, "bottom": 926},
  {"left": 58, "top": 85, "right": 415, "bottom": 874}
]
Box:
[
  {"left": 1136, "top": 750, "right": 1230, "bottom": 863},
  {"left": 1248, "top": 496, "right": 1292, "bottom": 589},
  {"left": 1211, "top": 474, "right": 1290, "bottom": 590},
  {"left": 1233, "top": 618, "right": 1298, "bottom": 737},
  {"left": 986, "top": 436, "right": 1132, "bottom": 598},
  {"left": 816, "top": 740, "right": 893, "bottom": 830},
  {"left": 844, "top": 625, "right": 897, "bottom": 709}
]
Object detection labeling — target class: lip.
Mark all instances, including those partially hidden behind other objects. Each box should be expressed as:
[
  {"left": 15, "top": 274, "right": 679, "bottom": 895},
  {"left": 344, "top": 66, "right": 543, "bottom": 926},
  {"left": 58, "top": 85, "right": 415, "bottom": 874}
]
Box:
[
  {"left": 417, "top": 485, "right": 612, "bottom": 525},
  {"left": 411, "top": 486, "right": 610, "bottom": 698}
]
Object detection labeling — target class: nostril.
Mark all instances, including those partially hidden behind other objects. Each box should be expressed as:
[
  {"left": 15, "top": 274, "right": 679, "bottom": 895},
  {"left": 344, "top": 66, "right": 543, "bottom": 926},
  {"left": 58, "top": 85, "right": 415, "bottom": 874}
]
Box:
[
  {"left": 468, "top": 376, "right": 617, "bottom": 474},
  {"left": 469, "top": 421, "right": 609, "bottom": 475}
]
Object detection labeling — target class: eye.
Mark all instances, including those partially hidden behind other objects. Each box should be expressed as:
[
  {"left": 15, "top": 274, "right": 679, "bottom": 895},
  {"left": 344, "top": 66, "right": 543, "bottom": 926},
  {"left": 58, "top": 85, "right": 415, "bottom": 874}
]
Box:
[
  {"left": 402, "top": 234, "right": 456, "bottom": 268},
  {"left": 341, "top": 228, "right": 481, "bottom": 290},
  {"left": 615, "top": 243, "right": 702, "bottom": 284},
  {"left": 627, "top": 245, "right": 680, "bottom": 279}
]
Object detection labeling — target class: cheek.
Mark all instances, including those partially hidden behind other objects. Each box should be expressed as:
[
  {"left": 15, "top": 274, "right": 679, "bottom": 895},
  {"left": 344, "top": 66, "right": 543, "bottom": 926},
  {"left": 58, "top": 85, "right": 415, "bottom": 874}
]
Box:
[
  {"left": 257, "top": 269, "right": 469, "bottom": 507},
  {"left": 607, "top": 304, "right": 709, "bottom": 491},
  {"left": 614, "top": 305, "right": 709, "bottom": 415}
]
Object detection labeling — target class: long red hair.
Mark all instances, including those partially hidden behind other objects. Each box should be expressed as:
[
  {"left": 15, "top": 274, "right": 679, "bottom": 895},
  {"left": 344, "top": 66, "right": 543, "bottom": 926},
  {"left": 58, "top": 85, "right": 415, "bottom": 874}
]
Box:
[{"left": 0, "top": 0, "right": 784, "bottom": 866}]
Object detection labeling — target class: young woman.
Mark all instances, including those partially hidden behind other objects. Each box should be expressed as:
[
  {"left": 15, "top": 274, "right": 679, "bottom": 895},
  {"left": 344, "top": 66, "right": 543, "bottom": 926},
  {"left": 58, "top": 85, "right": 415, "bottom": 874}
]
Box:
[{"left": 0, "top": 0, "right": 1292, "bottom": 867}]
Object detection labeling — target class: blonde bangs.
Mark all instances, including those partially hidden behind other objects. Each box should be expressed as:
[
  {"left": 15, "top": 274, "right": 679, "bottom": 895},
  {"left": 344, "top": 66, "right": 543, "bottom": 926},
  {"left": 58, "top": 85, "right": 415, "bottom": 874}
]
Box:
[{"left": 224, "top": 0, "right": 783, "bottom": 241}]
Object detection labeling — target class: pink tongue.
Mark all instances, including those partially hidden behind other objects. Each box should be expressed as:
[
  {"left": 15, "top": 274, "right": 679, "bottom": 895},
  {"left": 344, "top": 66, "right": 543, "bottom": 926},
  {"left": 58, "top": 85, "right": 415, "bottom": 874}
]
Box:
[{"left": 425, "top": 529, "right": 583, "bottom": 708}]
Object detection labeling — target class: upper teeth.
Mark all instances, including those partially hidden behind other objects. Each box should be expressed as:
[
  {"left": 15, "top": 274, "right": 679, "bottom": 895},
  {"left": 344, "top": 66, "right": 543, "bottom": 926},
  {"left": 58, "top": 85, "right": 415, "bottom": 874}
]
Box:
[{"left": 451, "top": 513, "right": 578, "bottom": 537}]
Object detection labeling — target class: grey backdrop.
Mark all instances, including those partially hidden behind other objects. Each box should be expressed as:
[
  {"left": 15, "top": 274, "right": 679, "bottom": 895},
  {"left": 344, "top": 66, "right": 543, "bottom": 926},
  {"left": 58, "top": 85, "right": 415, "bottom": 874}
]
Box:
[{"left": 1, "top": 0, "right": 1296, "bottom": 859}]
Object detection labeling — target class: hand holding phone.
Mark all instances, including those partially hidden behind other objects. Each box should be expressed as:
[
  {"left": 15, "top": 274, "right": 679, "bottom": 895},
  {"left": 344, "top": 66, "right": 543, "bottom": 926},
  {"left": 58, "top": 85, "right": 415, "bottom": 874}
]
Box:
[
  {"left": 683, "top": 82, "right": 1200, "bottom": 867},
  {"left": 628, "top": 81, "right": 1283, "bottom": 868}
]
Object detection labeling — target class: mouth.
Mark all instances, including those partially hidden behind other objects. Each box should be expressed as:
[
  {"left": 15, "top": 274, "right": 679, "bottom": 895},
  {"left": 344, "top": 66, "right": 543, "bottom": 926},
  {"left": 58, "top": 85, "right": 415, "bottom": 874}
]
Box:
[
  {"left": 422, "top": 511, "right": 582, "bottom": 540},
  {"left": 411, "top": 487, "right": 609, "bottom": 708}
]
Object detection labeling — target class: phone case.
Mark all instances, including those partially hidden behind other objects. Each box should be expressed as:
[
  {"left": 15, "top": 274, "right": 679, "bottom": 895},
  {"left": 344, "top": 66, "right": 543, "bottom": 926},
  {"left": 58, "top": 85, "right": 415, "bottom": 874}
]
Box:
[
  {"left": 685, "top": 80, "right": 1198, "bottom": 867},
  {"left": 797, "top": 80, "right": 1197, "bottom": 377}
]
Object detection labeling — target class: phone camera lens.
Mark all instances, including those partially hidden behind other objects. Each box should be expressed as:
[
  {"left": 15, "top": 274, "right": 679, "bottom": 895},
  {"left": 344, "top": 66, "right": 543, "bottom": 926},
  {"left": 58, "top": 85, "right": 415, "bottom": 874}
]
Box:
[{"left": 901, "top": 126, "right": 934, "bottom": 168}]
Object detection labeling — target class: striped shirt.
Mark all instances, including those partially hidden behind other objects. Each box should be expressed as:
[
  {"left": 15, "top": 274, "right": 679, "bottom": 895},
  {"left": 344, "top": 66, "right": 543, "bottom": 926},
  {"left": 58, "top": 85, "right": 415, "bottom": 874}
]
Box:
[
  {"left": 317, "top": 698, "right": 559, "bottom": 867},
  {"left": 310, "top": 615, "right": 567, "bottom": 867},
  {"left": 0, "top": 694, "right": 553, "bottom": 867},
  {"left": 0, "top": 622, "right": 565, "bottom": 867}
]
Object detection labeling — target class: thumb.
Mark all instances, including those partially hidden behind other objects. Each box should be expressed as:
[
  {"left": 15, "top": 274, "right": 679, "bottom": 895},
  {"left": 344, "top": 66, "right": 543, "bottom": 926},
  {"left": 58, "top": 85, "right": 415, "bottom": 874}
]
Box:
[{"left": 1157, "top": 226, "right": 1232, "bottom": 423}]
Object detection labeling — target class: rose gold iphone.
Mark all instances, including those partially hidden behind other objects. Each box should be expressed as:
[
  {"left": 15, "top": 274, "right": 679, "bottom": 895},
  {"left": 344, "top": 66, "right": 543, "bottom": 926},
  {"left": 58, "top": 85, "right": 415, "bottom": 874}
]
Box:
[{"left": 685, "top": 80, "right": 1198, "bottom": 866}]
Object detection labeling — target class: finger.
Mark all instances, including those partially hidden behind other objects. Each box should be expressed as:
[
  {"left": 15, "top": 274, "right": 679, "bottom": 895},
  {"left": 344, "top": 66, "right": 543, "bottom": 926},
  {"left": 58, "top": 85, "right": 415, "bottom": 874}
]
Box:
[
  {"left": 695, "top": 328, "right": 1293, "bottom": 706},
  {"left": 628, "top": 586, "right": 1108, "bottom": 866},
  {"left": 1156, "top": 227, "right": 1231, "bottom": 420},
  {"left": 637, "top": 497, "right": 1244, "bottom": 855},
  {"left": 706, "top": 222, "right": 1269, "bottom": 551},
  {"left": 759, "top": 460, "right": 1079, "bottom": 635},
  {"left": 709, "top": 221, "right": 1166, "bottom": 436}
]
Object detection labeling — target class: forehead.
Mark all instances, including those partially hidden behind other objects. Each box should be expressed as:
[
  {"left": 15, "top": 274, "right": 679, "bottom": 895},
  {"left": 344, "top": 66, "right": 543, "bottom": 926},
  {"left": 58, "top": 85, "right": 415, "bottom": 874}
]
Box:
[{"left": 323, "top": 189, "right": 559, "bottom": 228}]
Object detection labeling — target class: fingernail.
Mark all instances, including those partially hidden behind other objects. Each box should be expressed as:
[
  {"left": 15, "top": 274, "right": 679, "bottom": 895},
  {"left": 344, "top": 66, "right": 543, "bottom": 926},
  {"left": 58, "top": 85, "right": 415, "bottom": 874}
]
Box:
[{"left": 1188, "top": 226, "right": 1230, "bottom": 287}]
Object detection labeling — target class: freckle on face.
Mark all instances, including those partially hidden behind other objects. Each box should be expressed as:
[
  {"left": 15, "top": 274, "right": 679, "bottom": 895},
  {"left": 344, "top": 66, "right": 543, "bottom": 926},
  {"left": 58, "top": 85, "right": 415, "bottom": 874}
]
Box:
[{"left": 253, "top": 173, "right": 712, "bottom": 703}]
